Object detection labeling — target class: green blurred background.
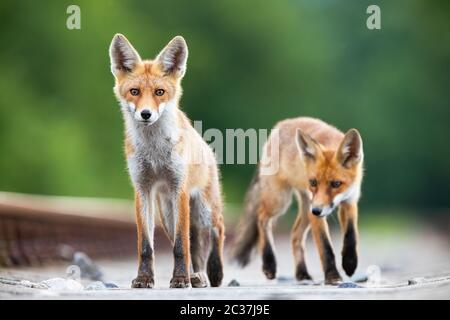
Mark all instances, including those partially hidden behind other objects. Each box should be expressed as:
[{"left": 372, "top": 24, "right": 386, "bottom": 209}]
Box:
[{"left": 0, "top": 0, "right": 449, "bottom": 223}]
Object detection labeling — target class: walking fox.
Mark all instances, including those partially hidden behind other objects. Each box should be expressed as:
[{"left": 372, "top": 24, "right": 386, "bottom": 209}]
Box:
[
  {"left": 232, "top": 117, "right": 364, "bottom": 284},
  {"left": 109, "top": 34, "right": 225, "bottom": 288}
]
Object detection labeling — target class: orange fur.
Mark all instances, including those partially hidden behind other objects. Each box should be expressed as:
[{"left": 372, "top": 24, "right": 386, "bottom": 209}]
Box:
[
  {"left": 134, "top": 192, "right": 144, "bottom": 267},
  {"left": 177, "top": 189, "right": 191, "bottom": 274}
]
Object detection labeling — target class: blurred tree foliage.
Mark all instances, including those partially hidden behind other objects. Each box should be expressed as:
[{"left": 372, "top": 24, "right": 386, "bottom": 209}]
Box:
[{"left": 0, "top": 0, "right": 449, "bottom": 212}]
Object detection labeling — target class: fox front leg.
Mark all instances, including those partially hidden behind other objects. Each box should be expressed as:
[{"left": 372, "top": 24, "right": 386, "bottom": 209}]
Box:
[
  {"left": 131, "top": 192, "right": 155, "bottom": 288},
  {"left": 339, "top": 202, "right": 359, "bottom": 276},
  {"left": 310, "top": 213, "right": 342, "bottom": 284},
  {"left": 170, "top": 190, "right": 191, "bottom": 288}
]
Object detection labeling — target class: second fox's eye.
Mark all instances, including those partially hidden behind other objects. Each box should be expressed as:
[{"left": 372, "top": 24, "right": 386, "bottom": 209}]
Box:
[
  {"left": 309, "top": 179, "right": 318, "bottom": 187},
  {"left": 155, "top": 89, "right": 165, "bottom": 96},
  {"left": 130, "top": 88, "right": 140, "bottom": 96},
  {"left": 330, "top": 180, "right": 342, "bottom": 188}
]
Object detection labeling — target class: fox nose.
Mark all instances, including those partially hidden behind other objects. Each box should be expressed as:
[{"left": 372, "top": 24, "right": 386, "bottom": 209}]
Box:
[
  {"left": 311, "top": 207, "right": 322, "bottom": 216},
  {"left": 140, "top": 110, "right": 152, "bottom": 120}
]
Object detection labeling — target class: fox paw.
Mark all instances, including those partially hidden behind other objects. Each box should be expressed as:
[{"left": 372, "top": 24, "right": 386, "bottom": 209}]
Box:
[
  {"left": 262, "top": 265, "right": 276, "bottom": 280},
  {"left": 170, "top": 276, "right": 191, "bottom": 288},
  {"left": 190, "top": 272, "right": 207, "bottom": 288},
  {"left": 295, "top": 263, "right": 312, "bottom": 282},
  {"left": 342, "top": 249, "right": 358, "bottom": 276},
  {"left": 296, "top": 271, "right": 313, "bottom": 282},
  {"left": 325, "top": 272, "right": 342, "bottom": 285},
  {"left": 131, "top": 275, "right": 154, "bottom": 288}
]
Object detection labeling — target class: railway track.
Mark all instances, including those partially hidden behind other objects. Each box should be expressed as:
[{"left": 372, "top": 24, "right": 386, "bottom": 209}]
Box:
[{"left": 0, "top": 192, "right": 138, "bottom": 267}]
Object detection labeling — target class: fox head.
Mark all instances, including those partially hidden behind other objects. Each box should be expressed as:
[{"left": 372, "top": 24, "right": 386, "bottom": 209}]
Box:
[
  {"left": 109, "top": 34, "right": 188, "bottom": 126},
  {"left": 296, "top": 129, "right": 364, "bottom": 218}
]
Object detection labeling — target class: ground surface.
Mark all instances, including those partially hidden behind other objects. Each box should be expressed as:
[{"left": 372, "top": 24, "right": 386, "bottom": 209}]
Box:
[{"left": 1, "top": 228, "right": 449, "bottom": 300}]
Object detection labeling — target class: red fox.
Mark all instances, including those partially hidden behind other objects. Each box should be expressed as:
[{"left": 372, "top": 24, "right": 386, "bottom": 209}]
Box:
[
  {"left": 109, "top": 34, "right": 225, "bottom": 288},
  {"left": 232, "top": 117, "right": 364, "bottom": 284}
]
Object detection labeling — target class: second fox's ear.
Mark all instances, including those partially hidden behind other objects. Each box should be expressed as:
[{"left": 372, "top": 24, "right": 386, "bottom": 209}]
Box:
[
  {"left": 296, "top": 129, "right": 319, "bottom": 161},
  {"left": 337, "top": 129, "right": 364, "bottom": 168},
  {"left": 155, "top": 36, "right": 188, "bottom": 78},
  {"left": 109, "top": 34, "right": 142, "bottom": 77}
]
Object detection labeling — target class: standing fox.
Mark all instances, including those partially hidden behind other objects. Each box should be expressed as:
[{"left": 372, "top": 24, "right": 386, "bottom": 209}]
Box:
[
  {"left": 109, "top": 34, "right": 225, "bottom": 288},
  {"left": 232, "top": 117, "right": 364, "bottom": 284}
]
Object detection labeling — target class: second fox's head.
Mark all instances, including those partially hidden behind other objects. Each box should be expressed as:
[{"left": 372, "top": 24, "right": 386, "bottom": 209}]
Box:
[
  {"left": 109, "top": 34, "right": 188, "bottom": 125},
  {"left": 296, "top": 129, "right": 364, "bottom": 218}
]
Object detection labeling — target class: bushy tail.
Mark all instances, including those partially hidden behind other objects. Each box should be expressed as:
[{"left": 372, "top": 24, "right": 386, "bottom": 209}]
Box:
[{"left": 231, "top": 168, "right": 261, "bottom": 267}]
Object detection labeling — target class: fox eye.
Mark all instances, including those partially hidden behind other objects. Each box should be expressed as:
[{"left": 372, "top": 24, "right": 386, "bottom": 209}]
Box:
[
  {"left": 330, "top": 180, "right": 342, "bottom": 188},
  {"left": 309, "top": 179, "right": 318, "bottom": 187},
  {"left": 130, "top": 88, "right": 140, "bottom": 96},
  {"left": 155, "top": 89, "right": 165, "bottom": 96}
]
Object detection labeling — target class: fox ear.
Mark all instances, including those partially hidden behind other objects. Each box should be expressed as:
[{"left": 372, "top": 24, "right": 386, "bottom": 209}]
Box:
[
  {"left": 296, "top": 129, "right": 319, "bottom": 160},
  {"left": 109, "top": 34, "right": 142, "bottom": 77},
  {"left": 337, "top": 129, "right": 363, "bottom": 168},
  {"left": 155, "top": 36, "right": 188, "bottom": 78}
]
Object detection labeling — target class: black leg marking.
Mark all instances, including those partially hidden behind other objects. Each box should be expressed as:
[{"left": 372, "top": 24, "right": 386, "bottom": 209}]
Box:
[
  {"left": 262, "top": 242, "right": 277, "bottom": 280},
  {"left": 132, "top": 237, "right": 154, "bottom": 288},
  {"left": 295, "top": 261, "right": 312, "bottom": 281},
  {"left": 170, "top": 234, "right": 190, "bottom": 288},
  {"left": 139, "top": 237, "right": 154, "bottom": 275},
  {"left": 190, "top": 226, "right": 202, "bottom": 272},
  {"left": 190, "top": 226, "right": 209, "bottom": 288},
  {"left": 207, "top": 228, "right": 223, "bottom": 287},
  {"left": 342, "top": 222, "right": 358, "bottom": 276},
  {"left": 321, "top": 235, "right": 341, "bottom": 284},
  {"left": 173, "top": 235, "right": 187, "bottom": 275}
]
